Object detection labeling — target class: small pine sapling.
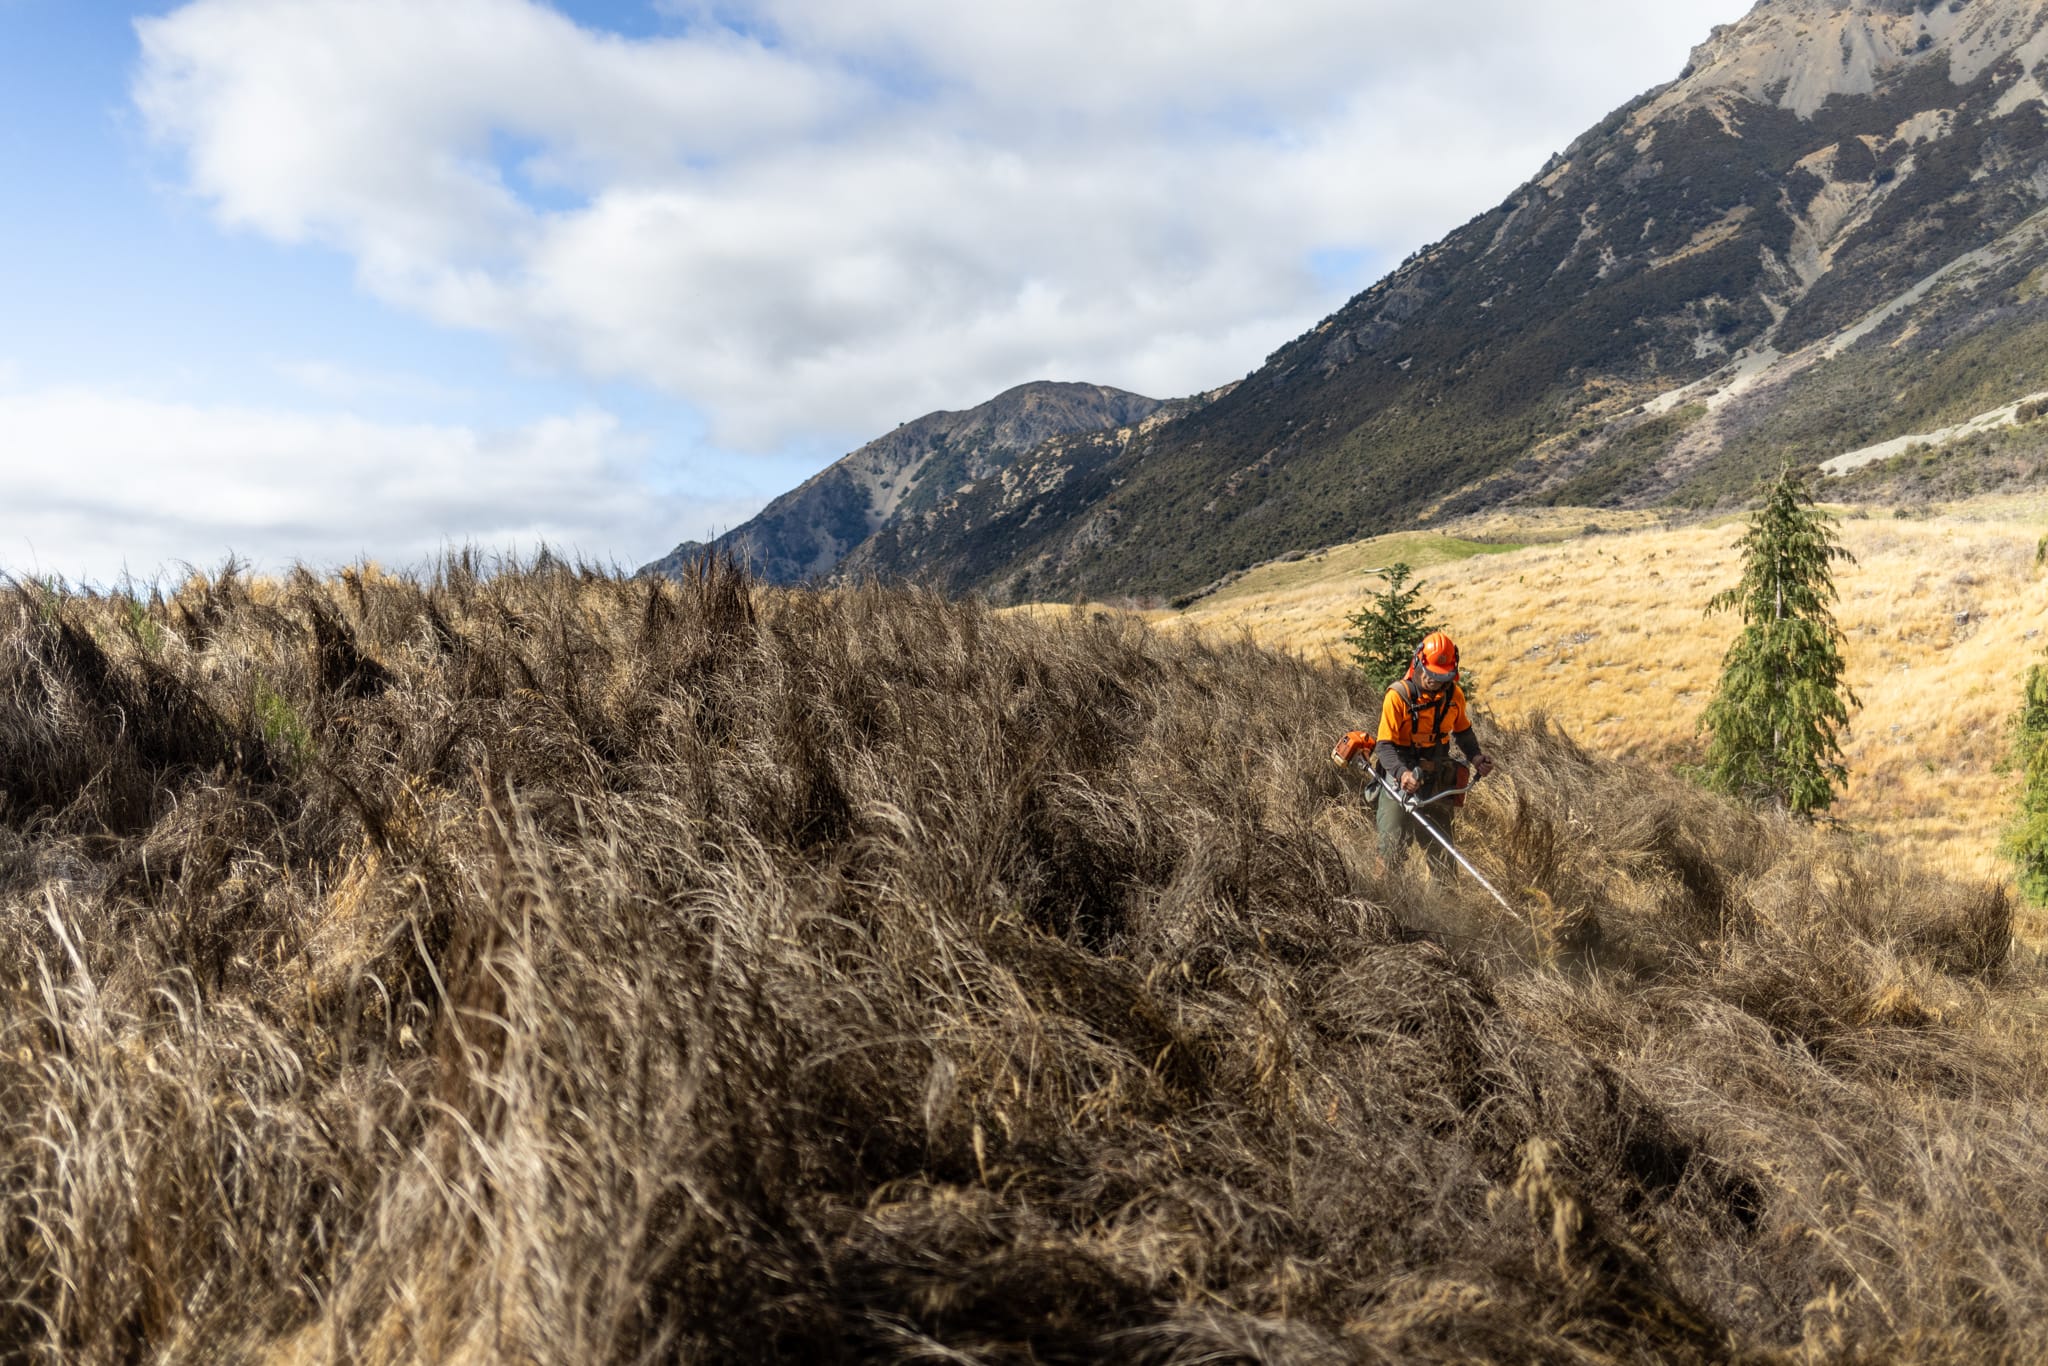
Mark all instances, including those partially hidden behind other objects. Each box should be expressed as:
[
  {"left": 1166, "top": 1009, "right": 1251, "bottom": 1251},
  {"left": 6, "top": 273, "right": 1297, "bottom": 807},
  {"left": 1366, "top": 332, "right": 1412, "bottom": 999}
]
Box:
[
  {"left": 1698, "top": 464, "right": 1859, "bottom": 817},
  {"left": 1345, "top": 562, "right": 1440, "bottom": 690},
  {"left": 2006, "top": 643, "right": 2048, "bottom": 905}
]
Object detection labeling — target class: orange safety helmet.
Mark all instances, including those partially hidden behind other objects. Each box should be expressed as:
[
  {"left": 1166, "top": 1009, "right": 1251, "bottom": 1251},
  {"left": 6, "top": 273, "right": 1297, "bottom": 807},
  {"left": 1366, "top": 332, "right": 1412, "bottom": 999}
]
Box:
[{"left": 1409, "top": 631, "right": 1460, "bottom": 691}]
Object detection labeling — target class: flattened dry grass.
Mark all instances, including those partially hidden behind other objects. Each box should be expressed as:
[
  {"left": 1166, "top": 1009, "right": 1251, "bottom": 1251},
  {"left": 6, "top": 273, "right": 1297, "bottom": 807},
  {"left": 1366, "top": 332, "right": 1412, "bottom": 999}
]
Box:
[
  {"left": 1160, "top": 499, "right": 2048, "bottom": 892},
  {"left": 0, "top": 557, "right": 2042, "bottom": 1362}
]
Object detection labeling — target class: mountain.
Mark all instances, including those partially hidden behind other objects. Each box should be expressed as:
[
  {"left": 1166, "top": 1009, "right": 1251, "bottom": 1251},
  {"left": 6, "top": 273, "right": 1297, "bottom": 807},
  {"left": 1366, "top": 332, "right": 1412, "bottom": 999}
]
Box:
[
  {"left": 809, "top": 0, "right": 2048, "bottom": 604},
  {"left": 829, "top": 386, "right": 1225, "bottom": 597},
  {"left": 947, "top": 0, "right": 2048, "bottom": 602},
  {"left": 646, "top": 0, "right": 2048, "bottom": 603},
  {"left": 638, "top": 382, "right": 1161, "bottom": 583}
]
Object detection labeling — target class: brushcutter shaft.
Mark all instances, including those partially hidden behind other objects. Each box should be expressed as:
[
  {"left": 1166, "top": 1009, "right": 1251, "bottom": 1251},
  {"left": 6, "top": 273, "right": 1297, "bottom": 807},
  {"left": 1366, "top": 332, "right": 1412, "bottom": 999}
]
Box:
[{"left": 1370, "top": 769, "right": 1522, "bottom": 919}]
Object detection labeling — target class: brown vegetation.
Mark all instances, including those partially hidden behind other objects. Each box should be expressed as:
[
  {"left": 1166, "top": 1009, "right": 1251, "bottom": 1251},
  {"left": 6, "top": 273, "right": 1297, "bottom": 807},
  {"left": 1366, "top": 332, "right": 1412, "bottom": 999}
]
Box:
[
  {"left": 0, "top": 558, "right": 2039, "bottom": 1362},
  {"left": 1156, "top": 498, "right": 2048, "bottom": 892}
]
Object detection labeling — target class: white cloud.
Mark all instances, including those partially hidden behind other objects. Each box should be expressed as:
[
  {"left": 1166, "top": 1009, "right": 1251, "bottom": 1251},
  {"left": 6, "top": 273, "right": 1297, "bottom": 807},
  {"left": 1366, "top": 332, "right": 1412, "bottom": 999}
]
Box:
[
  {"left": 699, "top": 0, "right": 1717, "bottom": 126},
  {"left": 274, "top": 359, "right": 476, "bottom": 405},
  {"left": 0, "top": 387, "right": 756, "bottom": 584},
  {"left": 135, "top": 0, "right": 1749, "bottom": 450}
]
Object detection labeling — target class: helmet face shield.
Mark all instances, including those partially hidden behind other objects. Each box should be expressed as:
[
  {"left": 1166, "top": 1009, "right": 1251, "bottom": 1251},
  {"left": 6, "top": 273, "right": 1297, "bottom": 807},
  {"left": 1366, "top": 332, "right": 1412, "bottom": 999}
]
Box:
[{"left": 1412, "top": 631, "right": 1460, "bottom": 693}]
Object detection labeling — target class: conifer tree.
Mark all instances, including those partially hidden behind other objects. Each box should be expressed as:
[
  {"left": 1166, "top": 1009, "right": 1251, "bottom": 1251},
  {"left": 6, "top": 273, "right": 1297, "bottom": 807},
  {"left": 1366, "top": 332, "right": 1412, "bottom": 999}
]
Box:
[
  {"left": 2004, "top": 649, "right": 2048, "bottom": 905},
  {"left": 1346, "top": 562, "right": 1439, "bottom": 690},
  {"left": 1698, "top": 465, "right": 1858, "bottom": 817}
]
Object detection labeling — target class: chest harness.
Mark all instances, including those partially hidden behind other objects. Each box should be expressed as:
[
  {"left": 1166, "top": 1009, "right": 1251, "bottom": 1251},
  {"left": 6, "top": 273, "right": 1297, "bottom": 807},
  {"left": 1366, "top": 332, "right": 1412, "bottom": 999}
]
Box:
[{"left": 1393, "top": 678, "right": 1455, "bottom": 754}]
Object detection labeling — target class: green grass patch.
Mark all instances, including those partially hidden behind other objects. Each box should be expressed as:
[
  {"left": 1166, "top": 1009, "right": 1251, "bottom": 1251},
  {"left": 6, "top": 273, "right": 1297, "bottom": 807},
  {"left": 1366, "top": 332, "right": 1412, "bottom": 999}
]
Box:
[
  {"left": 1198, "top": 533, "right": 1526, "bottom": 607},
  {"left": 253, "top": 676, "right": 313, "bottom": 769}
]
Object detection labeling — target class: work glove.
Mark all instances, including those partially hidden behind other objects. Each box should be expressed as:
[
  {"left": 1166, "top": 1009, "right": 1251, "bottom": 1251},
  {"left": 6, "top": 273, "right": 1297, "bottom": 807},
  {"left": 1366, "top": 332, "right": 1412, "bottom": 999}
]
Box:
[{"left": 1472, "top": 753, "right": 1495, "bottom": 779}]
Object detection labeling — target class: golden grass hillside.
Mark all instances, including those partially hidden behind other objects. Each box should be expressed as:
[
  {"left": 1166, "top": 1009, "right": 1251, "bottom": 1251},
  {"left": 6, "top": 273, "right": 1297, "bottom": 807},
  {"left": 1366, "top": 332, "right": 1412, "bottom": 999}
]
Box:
[
  {"left": 1155, "top": 496, "right": 2048, "bottom": 891},
  {"left": 0, "top": 559, "right": 2043, "bottom": 1362}
]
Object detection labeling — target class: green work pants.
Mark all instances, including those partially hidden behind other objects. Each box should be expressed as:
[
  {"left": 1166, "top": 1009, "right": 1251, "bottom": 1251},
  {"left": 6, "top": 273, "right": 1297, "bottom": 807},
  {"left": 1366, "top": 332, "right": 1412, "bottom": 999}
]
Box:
[{"left": 1376, "top": 766, "right": 1458, "bottom": 876}]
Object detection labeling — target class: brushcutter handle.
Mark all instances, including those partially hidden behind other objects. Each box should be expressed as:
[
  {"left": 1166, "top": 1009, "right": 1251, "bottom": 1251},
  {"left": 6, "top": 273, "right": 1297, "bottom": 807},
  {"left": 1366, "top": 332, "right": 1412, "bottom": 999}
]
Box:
[
  {"left": 1367, "top": 764, "right": 1483, "bottom": 812},
  {"left": 1370, "top": 767, "right": 1436, "bottom": 811},
  {"left": 1404, "top": 769, "right": 1486, "bottom": 811}
]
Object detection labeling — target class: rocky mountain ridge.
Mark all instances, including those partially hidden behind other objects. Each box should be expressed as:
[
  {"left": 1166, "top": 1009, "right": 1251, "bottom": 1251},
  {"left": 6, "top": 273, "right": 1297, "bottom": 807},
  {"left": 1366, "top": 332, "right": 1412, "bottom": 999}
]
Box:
[
  {"left": 1653, "top": 0, "right": 2048, "bottom": 119},
  {"left": 650, "top": 0, "right": 2048, "bottom": 601},
  {"left": 639, "top": 382, "right": 1160, "bottom": 584}
]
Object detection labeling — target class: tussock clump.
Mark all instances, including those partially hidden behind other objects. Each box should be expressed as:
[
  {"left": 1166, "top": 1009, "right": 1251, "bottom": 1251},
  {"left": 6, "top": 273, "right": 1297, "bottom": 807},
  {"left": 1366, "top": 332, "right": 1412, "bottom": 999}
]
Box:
[{"left": 0, "top": 561, "right": 2041, "bottom": 1362}]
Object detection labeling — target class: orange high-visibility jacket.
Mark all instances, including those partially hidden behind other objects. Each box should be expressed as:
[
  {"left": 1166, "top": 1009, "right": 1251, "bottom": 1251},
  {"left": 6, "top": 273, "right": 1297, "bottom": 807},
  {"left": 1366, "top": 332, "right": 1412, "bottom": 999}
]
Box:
[{"left": 1377, "top": 681, "right": 1479, "bottom": 780}]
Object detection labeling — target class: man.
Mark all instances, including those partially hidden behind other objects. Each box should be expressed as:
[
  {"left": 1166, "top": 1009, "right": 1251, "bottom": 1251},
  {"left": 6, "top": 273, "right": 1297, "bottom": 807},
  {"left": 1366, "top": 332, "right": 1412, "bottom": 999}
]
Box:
[{"left": 1376, "top": 631, "right": 1495, "bottom": 873}]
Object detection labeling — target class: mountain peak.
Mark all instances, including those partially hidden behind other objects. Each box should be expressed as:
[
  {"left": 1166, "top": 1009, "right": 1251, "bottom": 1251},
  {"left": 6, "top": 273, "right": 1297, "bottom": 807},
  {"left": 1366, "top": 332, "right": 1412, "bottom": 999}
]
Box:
[
  {"left": 1646, "top": 0, "right": 2048, "bottom": 118},
  {"left": 640, "top": 380, "right": 1160, "bottom": 584}
]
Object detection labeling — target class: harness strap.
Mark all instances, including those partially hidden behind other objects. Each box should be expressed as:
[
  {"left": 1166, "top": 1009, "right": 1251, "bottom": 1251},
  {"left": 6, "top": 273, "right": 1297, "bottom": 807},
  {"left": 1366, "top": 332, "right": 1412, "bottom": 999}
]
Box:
[{"left": 1395, "top": 677, "right": 1454, "bottom": 751}]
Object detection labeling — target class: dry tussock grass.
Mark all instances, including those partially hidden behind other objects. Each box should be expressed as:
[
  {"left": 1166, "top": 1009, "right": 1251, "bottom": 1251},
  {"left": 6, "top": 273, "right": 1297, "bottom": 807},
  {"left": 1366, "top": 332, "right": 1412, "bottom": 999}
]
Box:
[
  {"left": 1161, "top": 497, "right": 2048, "bottom": 894},
  {"left": 0, "top": 557, "right": 2039, "bottom": 1362}
]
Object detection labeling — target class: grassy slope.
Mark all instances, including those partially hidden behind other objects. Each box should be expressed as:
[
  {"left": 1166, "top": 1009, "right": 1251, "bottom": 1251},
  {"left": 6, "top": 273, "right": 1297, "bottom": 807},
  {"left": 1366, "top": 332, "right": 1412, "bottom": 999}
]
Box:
[
  {"left": 1151, "top": 495, "right": 2048, "bottom": 894},
  {"left": 0, "top": 560, "right": 2043, "bottom": 1361}
]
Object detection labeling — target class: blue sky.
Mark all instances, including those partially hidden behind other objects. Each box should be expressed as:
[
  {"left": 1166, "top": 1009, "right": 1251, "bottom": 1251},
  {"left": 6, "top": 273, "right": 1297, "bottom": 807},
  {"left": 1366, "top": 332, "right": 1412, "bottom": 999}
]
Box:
[{"left": 0, "top": 0, "right": 1748, "bottom": 584}]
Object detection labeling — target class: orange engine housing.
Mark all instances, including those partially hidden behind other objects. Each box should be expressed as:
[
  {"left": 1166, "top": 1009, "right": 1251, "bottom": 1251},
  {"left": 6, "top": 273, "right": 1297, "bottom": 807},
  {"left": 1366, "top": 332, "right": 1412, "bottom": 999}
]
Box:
[{"left": 1331, "top": 731, "right": 1376, "bottom": 769}]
